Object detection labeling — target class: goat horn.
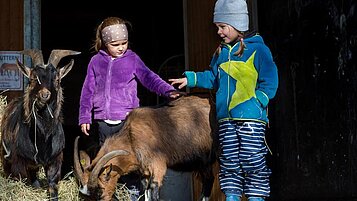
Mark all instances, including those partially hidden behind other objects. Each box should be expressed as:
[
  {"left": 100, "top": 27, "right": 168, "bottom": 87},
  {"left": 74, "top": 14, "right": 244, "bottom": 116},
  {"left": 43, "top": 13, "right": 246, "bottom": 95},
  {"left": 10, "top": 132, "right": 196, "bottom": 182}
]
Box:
[
  {"left": 73, "top": 136, "right": 84, "bottom": 185},
  {"left": 88, "top": 150, "right": 129, "bottom": 190},
  {"left": 48, "top": 49, "right": 81, "bottom": 68},
  {"left": 21, "top": 49, "right": 44, "bottom": 67}
]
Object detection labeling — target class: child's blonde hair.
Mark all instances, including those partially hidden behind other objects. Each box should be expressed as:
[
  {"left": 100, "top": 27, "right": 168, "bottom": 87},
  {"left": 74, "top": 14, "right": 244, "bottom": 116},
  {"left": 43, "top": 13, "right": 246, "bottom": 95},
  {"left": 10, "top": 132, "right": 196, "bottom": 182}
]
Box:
[
  {"left": 92, "top": 17, "right": 131, "bottom": 52},
  {"left": 214, "top": 32, "right": 246, "bottom": 58}
]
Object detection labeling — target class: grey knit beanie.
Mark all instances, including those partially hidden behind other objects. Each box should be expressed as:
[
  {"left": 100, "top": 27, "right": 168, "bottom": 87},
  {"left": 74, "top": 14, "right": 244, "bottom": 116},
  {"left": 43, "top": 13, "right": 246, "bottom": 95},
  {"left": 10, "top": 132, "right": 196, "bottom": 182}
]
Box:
[{"left": 213, "top": 0, "right": 249, "bottom": 32}]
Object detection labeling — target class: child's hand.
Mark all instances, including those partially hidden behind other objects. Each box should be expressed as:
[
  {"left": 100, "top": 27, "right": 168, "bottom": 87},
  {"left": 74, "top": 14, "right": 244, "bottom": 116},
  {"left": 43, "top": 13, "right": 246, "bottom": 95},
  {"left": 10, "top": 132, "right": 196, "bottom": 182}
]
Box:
[
  {"left": 169, "top": 78, "right": 187, "bottom": 89},
  {"left": 169, "top": 91, "right": 187, "bottom": 99},
  {"left": 80, "top": 123, "right": 90, "bottom": 136}
]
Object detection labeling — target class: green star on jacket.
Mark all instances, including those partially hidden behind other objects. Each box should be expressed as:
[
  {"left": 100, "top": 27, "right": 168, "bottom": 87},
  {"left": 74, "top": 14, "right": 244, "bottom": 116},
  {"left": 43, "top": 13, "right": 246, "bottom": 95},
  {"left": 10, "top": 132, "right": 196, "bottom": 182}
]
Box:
[{"left": 184, "top": 34, "right": 278, "bottom": 123}]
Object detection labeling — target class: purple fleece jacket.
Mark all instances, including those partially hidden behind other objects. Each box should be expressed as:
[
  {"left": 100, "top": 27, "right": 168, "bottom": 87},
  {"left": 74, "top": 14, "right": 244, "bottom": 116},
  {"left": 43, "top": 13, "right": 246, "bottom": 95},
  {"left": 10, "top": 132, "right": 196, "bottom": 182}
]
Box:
[{"left": 79, "top": 49, "right": 175, "bottom": 125}]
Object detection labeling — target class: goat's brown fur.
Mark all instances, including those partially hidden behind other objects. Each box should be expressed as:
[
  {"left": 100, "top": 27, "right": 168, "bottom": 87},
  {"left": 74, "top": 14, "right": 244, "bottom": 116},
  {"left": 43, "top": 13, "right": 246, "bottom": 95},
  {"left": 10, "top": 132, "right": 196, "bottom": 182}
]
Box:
[{"left": 75, "top": 94, "right": 217, "bottom": 201}]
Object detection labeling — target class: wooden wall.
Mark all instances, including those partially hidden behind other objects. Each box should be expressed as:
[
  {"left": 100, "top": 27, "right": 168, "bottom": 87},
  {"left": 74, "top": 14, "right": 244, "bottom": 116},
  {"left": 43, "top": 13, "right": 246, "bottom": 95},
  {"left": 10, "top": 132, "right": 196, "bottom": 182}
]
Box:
[
  {"left": 185, "top": 0, "right": 219, "bottom": 70},
  {"left": 0, "top": 0, "right": 24, "bottom": 101},
  {"left": 184, "top": 0, "right": 220, "bottom": 95},
  {"left": 184, "top": 0, "right": 223, "bottom": 200}
]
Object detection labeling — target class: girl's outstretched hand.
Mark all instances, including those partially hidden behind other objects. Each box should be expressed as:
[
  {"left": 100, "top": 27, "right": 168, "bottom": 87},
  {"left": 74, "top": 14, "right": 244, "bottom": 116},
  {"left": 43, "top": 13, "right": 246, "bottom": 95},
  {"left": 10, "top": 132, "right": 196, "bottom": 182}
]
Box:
[
  {"left": 168, "top": 90, "right": 187, "bottom": 99},
  {"left": 169, "top": 77, "right": 187, "bottom": 89}
]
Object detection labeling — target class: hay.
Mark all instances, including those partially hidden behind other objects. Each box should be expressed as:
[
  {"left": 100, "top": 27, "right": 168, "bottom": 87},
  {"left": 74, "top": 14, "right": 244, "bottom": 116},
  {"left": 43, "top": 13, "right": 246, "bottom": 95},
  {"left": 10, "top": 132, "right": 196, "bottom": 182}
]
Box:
[
  {"left": 0, "top": 93, "right": 7, "bottom": 123},
  {"left": 0, "top": 162, "right": 136, "bottom": 201},
  {"left": 0, "top": 165, "right": 83, "bottom": 201}
]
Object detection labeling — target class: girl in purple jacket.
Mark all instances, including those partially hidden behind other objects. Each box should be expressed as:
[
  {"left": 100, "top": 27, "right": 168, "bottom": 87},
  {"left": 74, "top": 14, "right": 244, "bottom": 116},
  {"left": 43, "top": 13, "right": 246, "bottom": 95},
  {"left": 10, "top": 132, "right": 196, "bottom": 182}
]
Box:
[
  {"left": 79, "top": 17, "right": 178, "bottom": 143},
  {"left": 78, "top": 16, "right": 179, "bottom": 200}
]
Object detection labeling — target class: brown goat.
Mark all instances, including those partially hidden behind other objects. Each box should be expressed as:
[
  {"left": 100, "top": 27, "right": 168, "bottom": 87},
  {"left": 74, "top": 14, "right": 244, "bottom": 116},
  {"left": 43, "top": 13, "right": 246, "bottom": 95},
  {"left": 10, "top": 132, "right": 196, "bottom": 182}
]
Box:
[
  {"left": 0, "top": 49, "right": 80, "bottom": 200},
  {"left": 74, "top": 94, "right": 217, "bottom": 201}
]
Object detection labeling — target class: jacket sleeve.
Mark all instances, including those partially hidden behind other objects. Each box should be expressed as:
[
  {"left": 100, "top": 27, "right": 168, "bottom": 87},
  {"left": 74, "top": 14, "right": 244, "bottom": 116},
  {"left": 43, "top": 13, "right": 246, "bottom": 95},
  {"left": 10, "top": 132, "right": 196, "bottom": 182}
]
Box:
[
  {"left": 134, "top": 55, "right": 175, "bottom": 98},
  {"left": 79, "top": 59, "right": 95, "bottom": 125},
  {"left": 184, "top": 55, "right": 219, "bottom": 89},
  {"left": 255, "top": 45, "right": 279, "bottom": 108}
]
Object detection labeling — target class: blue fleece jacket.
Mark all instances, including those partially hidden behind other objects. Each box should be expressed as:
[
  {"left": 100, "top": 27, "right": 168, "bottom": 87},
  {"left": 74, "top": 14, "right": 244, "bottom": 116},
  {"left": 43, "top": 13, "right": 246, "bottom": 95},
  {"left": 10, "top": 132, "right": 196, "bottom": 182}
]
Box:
[{"left": 185, "top": 35, "right": 278, "bottom": 123}]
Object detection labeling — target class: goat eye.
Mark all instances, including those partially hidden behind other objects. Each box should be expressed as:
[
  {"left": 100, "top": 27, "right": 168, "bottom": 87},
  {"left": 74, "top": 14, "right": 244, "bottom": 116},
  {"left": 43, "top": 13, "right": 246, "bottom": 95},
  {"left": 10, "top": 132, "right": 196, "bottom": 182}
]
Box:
[
  {"left": 99, "top": 175, "right": 109, "bottom": 183},
  {"left": 30, "top": 78, "right": 37, "bottom": 84},
  {"left": 104, "top": 172, "right": 112, "bottom": 182}
]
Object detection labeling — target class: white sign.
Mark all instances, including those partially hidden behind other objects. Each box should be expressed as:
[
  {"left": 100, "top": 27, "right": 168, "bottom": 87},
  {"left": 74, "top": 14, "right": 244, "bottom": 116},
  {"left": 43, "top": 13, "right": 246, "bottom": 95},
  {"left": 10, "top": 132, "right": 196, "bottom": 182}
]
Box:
[{"left": 0, "top": 51, "right": 23, "bottom": 91}]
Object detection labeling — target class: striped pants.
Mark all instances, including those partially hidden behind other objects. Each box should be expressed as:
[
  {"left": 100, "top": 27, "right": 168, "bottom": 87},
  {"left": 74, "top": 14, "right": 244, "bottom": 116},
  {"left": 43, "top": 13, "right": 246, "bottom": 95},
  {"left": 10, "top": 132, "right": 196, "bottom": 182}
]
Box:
[{"left": 218, "top": 120, "right": 271, "bottom": 198}]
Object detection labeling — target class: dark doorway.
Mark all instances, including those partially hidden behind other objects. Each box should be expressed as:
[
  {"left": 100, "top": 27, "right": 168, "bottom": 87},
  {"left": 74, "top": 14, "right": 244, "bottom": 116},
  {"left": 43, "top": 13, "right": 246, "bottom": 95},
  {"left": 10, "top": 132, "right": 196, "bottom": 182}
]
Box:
[
  {"left": 41, "top": 0, "right": 185, "bottom": 125},
  {"left": 41, "top": 0, "right": 185, "bottom": 175}
]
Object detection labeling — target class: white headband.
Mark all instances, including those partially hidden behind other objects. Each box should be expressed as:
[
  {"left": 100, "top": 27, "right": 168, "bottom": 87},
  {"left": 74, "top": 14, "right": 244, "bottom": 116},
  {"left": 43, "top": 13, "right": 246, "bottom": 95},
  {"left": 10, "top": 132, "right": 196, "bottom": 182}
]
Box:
[{"left": 101, "top": 24, "right": 128, "bottom": 44}]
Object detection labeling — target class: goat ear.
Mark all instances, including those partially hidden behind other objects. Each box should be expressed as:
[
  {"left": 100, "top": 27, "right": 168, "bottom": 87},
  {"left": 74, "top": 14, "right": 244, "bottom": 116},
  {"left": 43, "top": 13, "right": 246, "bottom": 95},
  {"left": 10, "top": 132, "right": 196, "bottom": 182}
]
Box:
[
  {"left": 104, "top": 164, "right": 113, "bottom": 181},
  {"left": 16, "top": 58, "right": 31, "bottom": 78},
  {"left": 59, "top": 59, "right": 74, "bottom": 79},
  {"left": 79, "top": 150, "right": 91, "bottom": 169}
]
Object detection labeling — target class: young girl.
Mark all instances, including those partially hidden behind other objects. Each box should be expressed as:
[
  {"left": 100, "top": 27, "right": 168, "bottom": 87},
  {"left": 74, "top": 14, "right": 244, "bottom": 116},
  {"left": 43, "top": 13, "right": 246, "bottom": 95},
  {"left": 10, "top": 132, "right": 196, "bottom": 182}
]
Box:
[
  {"left": 170, "top": 0, "right": 278, "bottom": 201},
  {"left": 79, "top": 16, "right": 179, "bottom": 200}
]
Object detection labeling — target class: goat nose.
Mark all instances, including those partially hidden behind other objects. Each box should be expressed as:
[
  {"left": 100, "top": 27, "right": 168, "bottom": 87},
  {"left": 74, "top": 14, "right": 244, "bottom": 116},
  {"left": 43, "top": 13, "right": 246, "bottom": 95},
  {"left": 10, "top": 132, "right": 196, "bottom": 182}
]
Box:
[{"left": 40, "top": 89, "right": 51, "bottom": 100}]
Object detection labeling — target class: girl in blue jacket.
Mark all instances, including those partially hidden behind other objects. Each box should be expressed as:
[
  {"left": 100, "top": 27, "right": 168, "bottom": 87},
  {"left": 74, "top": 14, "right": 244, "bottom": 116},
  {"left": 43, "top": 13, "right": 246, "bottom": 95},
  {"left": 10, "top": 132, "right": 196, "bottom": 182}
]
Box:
[{"left": 170, "top": 0, "right": 278, "bottom": 200}]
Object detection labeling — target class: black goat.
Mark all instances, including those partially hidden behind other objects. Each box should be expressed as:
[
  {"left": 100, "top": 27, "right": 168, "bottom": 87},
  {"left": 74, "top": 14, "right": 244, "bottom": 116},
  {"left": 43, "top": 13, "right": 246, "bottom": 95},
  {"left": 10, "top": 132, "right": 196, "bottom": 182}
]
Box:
[{"left": 0, "top": 49, "right": 80, "bottom": 200}]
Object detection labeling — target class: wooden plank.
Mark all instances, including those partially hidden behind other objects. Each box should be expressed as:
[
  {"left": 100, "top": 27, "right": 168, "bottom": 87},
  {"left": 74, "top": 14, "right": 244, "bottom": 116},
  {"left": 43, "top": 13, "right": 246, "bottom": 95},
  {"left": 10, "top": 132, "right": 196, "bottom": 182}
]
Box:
[
  {"left": 184, "top": 0, "right": 219, "bottom": 94},
  {"left": 184, "top": 0, "right": 223, "bottom": 199},
  {"left": 0, "top": 0, "right": 23, "bottom": 50},
  {"left": 0, "top": 0, "right": 24, "bottom": 102}
]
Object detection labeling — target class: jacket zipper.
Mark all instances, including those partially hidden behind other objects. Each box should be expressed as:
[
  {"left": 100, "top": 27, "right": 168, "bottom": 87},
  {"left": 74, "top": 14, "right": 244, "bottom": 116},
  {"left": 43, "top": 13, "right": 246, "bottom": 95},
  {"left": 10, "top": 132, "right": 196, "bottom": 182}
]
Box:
[
  {"left": 227, "top": 45, "right": 232, "bottom": 118},
  {"left": 105, "top": 59, "right": 113, "bottom": 118},
  {"left": 226, "top": 42, "right": 239, "bottom": 118}
]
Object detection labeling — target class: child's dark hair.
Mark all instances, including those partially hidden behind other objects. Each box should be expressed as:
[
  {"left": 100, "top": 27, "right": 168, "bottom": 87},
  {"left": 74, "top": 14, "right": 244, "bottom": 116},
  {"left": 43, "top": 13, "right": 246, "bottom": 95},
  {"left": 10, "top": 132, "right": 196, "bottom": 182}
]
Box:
[{"left": 92, "top": 17, "right": 131, "bottom": 52}]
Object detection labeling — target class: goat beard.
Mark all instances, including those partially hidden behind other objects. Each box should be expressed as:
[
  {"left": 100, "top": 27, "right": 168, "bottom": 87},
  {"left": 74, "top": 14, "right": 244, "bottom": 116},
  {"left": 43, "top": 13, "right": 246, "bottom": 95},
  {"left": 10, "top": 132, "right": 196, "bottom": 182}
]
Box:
[
  {"left": 23, "top": 98, "right": 50, "bottom": 123},
  {"left": 35, "top": 98, "right": 47, "bottom": 108}
]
